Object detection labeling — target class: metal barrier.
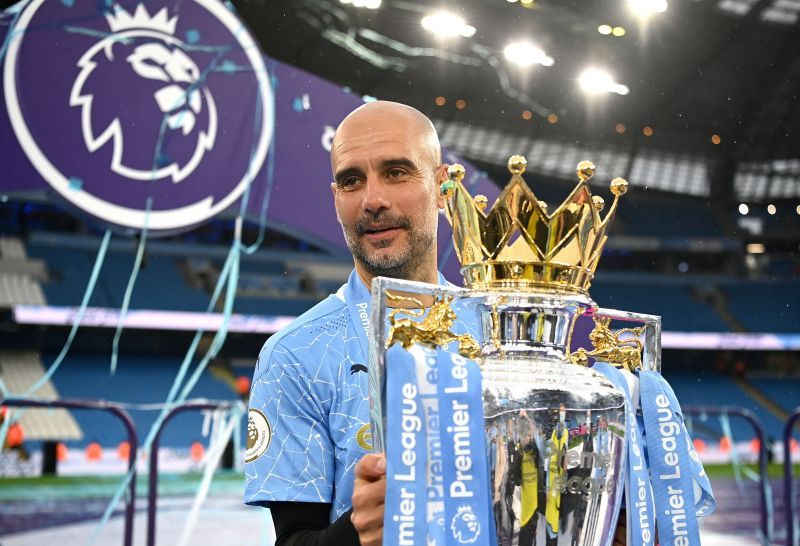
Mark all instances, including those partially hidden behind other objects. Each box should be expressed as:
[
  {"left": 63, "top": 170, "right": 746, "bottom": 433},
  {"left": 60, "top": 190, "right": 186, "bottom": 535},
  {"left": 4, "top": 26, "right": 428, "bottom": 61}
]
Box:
[
  {"left": 0, "top": 397, "right": 138, "bottom": 546},
  {"left": 783, "top": 408, "right": 800, "bottom": 546},
  {"left": 684, "top": 405, "right": 771, "bottom": 543},
  {"left": 0, "top": 398, "right": 781, "bottom": 545},
  {"left": 146, "top": 401, "right": 239, "bottom": 546}
]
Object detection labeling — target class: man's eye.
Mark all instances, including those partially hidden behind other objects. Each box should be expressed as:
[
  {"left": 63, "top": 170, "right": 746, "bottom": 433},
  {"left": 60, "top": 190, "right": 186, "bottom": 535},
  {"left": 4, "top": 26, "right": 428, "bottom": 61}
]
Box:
[
  {"left": 341, "top": 177, "right": 359, "bottom": 187},
  {"left": 387, "top": 168, "right": 405, "bottom": 179}
]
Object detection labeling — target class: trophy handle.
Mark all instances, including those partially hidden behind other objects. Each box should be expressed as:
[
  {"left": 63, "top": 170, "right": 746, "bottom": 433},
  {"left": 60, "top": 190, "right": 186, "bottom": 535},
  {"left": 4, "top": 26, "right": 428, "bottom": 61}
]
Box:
[
  {"left": 367, "top": 276, "right": 469, "bottom": 454},
  {"left": 585, "top": 307, "right": 662, "bottom": 373}
]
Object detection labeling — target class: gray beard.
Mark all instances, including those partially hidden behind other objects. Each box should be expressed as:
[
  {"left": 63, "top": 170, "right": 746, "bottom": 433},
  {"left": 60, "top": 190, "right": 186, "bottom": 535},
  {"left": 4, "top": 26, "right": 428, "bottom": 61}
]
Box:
[{"left": 346, "top": 229, "right": 435, "bottom": 281}]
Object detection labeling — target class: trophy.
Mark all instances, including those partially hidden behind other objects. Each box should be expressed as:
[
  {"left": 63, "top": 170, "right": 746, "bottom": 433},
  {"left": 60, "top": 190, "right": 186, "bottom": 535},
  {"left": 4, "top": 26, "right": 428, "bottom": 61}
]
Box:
[{"left": 369, "top": 156, "right": 661, "bottom": 546}]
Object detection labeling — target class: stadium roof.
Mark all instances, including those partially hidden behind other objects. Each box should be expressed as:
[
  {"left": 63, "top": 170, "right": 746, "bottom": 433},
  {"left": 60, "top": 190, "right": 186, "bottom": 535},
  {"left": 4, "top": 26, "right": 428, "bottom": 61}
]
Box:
[{"left": 235, "top": 0, "right": 800, "bottom": 201}]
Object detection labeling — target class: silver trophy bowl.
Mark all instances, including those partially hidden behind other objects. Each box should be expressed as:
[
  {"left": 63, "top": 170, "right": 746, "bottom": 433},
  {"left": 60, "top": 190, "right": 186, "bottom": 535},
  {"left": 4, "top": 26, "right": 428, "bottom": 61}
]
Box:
[{"left": 368, "top": 277, "right": 661, "bottom": 545}]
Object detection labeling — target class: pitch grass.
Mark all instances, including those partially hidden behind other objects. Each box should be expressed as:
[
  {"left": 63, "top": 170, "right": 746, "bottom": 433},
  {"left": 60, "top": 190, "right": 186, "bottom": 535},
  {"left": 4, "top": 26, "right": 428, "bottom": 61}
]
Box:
[
  {"left": 0, "top": 465, "right": 798, "bottom": 501},
  {"left": 0, "top": 470, "right": 245, "bottom": 501},
  {"left": 704, "top": 463, "right": 800, "bottom": 479}
]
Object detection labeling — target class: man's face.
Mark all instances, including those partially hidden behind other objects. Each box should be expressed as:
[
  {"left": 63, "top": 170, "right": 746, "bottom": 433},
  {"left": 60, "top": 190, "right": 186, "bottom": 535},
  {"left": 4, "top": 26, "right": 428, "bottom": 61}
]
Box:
[{"left": 331, "top": 113, "right": 445, "bottom": 279}]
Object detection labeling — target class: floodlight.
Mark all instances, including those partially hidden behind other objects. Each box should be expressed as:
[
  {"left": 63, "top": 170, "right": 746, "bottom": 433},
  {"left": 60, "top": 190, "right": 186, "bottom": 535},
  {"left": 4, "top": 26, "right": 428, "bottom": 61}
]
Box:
[
  {"left": 341, "top": 0, "right": 382, "bottom": 7},
  {"left": 627, "top": 0, "right": 668, "bottom": 17},
  {"left": 578, "top": 68, "right": 628, "bottom": 95},
  {"left": 421, "top": 12, "right": 476, "bottom": 38},
  {"left": 503, "top": 41, "right": 554, "bottom": 67}
]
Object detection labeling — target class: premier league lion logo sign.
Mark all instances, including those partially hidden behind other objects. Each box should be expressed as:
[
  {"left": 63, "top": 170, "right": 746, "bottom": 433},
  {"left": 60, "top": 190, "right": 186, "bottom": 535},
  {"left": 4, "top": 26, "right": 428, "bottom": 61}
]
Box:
[{"left": 4, "top": 0, "right": 272, "bottom": 234}]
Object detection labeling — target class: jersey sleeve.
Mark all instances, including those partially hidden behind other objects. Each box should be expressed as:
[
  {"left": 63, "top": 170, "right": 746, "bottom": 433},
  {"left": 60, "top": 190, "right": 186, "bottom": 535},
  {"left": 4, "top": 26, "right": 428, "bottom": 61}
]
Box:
[{"left": 245, "top": 338, "right": 335, "bottom": 507}]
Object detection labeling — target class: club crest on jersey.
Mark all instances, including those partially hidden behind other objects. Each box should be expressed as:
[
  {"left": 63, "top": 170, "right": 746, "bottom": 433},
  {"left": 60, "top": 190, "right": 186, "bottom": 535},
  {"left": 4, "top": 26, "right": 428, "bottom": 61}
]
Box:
[
  {"left": 355, "top": 423, "right": 373, "bottom": 451},
  {"left": 4, "top": 0, "right": 273, "bottom": 233},
  {"left": 246, "top": 408, "right": 271, "bottom": 463}
]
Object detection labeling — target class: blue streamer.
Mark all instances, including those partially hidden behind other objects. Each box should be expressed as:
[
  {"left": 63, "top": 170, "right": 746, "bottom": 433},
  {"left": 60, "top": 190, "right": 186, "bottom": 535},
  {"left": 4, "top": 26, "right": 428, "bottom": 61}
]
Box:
[
  {"left": 0, "top": 5, "right": 278, "bottom": 541},
  {"left": 110, "top": 197, "right": 152, "bottom": 375},
  {"left": 27, "top": 230, "right": 111, "bottom": 396},
  {"left": 242, "top": 64, "right": 279, "bottom": 256}
]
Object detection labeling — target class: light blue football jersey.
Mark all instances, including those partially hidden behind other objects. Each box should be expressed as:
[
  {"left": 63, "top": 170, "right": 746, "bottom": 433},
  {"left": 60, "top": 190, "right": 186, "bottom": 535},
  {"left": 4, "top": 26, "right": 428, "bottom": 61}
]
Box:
[{"left": 244, "top": 270, "right": 481, "bottom": 522}]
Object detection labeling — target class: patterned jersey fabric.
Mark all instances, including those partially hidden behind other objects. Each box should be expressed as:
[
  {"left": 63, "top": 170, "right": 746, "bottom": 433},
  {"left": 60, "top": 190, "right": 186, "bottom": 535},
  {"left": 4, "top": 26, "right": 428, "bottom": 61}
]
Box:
[{"left": 245, "top": 270, "right": 481, "bottom": 522}]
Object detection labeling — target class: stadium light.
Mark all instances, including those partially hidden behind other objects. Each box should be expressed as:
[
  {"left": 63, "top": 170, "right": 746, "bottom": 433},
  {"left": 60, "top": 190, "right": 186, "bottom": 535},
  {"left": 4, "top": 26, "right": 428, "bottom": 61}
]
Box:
[
  {"left": 340, "top": 0, "right": 382, "bottom": 8},
  {"left": 627, "top": 0, "right": 668, "bottom": 18},
  {"left": 578, "top": 68, "right": 629, "bottom": 95},
  {"left": 503, "top": 41, "right": 554, "bottom": 67},
  {"left": 746, "top": 243, "right": 765, "bottom": 254},
  {"left": 421, "top": 12, "right": 476, "bottom": 38},
  {"left": 738, "top": 203, "right": 749, "bottom": 215},
  {"left": 767, "top": 204, "right": 776, "bottom": 215}
]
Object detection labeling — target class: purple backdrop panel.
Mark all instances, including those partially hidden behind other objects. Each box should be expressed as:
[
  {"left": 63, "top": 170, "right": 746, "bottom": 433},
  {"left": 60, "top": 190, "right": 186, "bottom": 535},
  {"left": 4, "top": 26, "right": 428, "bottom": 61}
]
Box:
[
  {"left": 1, "top": 0, "right": 272, "bottom": 234},
  {"left": 249, "top": 61, "right": 501, "bottom": 282},
  {"left": 0, "top": 1, "right": 501, "bottom": 284}
]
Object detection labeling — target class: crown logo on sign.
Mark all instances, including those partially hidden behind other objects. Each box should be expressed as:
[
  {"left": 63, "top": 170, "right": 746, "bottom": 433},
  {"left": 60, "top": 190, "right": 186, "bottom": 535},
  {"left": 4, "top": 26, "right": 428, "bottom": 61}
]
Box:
[
  {"left": 105, "top": 4, "right": 178, "bottom": 35},
  {"left": 442, "top": 155, "right": 627, "bottom": 294}
]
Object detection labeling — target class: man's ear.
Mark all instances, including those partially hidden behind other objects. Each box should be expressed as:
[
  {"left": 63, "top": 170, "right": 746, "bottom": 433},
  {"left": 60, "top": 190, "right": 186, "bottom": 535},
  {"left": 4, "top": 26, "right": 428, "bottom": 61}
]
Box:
[{"left": 435, "top": 164, "right": 449, "bottom": 209}]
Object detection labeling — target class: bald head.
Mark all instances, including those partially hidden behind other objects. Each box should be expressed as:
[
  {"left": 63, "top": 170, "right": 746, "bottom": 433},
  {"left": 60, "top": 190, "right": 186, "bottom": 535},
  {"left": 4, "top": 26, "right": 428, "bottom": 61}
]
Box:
[
  {"left": 331, "top": 101, "right": 441, "bottom": 172},
  {"left": 329, "top": 101, "right": 448, "bottom": 286}
]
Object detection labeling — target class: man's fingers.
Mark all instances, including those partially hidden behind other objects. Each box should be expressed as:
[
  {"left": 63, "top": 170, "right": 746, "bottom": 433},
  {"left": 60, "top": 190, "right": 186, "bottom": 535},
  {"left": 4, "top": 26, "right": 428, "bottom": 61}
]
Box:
[
  {"left": 351, "top": 492, "right": 385, "bottom": 530},
  {"left": 355, "top": 528, "right": 382, "bottom": 546},
  {"left": 355, "top": 453, "right": 387, "bottom": 480},
  {"left": 352, "top": 477, "right": 386, "bottom": 510}
]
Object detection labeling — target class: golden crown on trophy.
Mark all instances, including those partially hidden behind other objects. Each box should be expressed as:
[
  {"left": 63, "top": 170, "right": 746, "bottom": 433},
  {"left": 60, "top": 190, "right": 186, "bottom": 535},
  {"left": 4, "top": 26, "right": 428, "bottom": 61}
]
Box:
[{"left": 442, "top": 155, "right": 628, "bottom": 294}]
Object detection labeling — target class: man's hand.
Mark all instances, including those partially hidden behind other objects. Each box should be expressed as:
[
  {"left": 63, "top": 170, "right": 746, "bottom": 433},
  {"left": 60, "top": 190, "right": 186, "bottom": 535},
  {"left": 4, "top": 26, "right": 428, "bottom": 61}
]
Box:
[
  {"left": 351, "top": 454, "right": 386, "bottom": 546},
  {"left": 612, "top": 513, "right": 627, "bottom": 546}
]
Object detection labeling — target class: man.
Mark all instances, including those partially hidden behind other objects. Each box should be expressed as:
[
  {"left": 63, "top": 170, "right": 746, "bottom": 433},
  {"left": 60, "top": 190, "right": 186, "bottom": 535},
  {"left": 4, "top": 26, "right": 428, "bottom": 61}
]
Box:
[
  {"left": 245, "top": 101, "right": 626, "bottom": 546},
  {"left": 245, "top": 100, "right": 449, "bottom": 546}
]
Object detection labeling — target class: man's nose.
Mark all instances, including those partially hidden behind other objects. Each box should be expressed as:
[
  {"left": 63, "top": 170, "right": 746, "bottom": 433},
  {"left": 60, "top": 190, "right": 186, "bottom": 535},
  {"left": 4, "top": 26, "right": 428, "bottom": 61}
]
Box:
[{"left": 362, "top": 176, "right": 390, "bottom": 214}]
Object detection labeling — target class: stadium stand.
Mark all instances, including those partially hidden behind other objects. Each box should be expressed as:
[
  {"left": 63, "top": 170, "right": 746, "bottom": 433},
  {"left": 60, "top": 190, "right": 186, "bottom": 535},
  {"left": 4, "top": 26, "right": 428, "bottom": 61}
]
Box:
[
  {"left": 664, "top": 371, "right": 787, "bottom": 441},
  {"left": 48, "top": 355, "right": 241, "bottom": 448},
  {"left": 591, "top": 273, "right": 731, "bottom": 332},
  {"left": 0, "top": 351, "right": 82, "bottom": 442},
  {"left": 618, "top": 198, "right": 724, "bottom": 239},
  {"left": 722, "top": 280, "right": 800, "bottom": 333},
  {"left": 8, "top": 228, "right": 799, "bottom": 457},
  {"left": 748, "top": 377, "right": 800, "bottom": 416},
  {"left": 0, "top": 236, "right": 46, "bottom": 307}
]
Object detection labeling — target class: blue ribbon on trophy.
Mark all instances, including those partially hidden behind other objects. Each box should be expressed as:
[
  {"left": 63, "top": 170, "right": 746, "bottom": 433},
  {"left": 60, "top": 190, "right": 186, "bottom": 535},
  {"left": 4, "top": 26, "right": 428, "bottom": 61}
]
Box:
[
  {"left": 593, "top": 363, "right": 655, "bottom": 545},
  {"left": 384, "top": 345, "right": 428, "bottom": 544},
  {"left": 639, "top": 370, "right": 716, "bottom": 536},
  {"left": 594, "top": 362, "right": 716, "bottom": 545},
  {"left": 437, "top": 349, "right": 491, "bottom": 546},
  {"left": 415, "top": 345, "right": 446, "bottom": 544},
  {"left": 383, "top": 344, "right": 493, "bottom": 546}
]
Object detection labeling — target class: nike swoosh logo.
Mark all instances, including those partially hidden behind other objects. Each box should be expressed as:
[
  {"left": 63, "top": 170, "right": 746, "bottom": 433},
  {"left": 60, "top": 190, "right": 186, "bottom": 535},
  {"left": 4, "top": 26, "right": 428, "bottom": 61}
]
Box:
[{"left": 350, "top": 364, "right": 368, "bottom": 375}]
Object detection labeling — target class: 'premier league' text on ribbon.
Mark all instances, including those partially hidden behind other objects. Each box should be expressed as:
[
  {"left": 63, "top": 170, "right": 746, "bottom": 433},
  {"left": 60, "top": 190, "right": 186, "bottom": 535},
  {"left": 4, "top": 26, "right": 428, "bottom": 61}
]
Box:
[
  {"left": 655, "top": 393, "right": 690, "bottom": 545},
  {"left": 395, "top": 383, "right": 422, "bottom": 482},
  {"left": 384, "top": 346, "right": 427, "bottom": 546},
  {"left": 442, "top": 356, "right": 476, "bottom": 499},
  {"left": 630, "top": 408, "right": 653, "bottom": 545},
  {"left": 415, "top": 349, "right": 445, "bottom": 544},
  {"left": 438, "top": 350, "right": 491, "bottom": 545}
]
